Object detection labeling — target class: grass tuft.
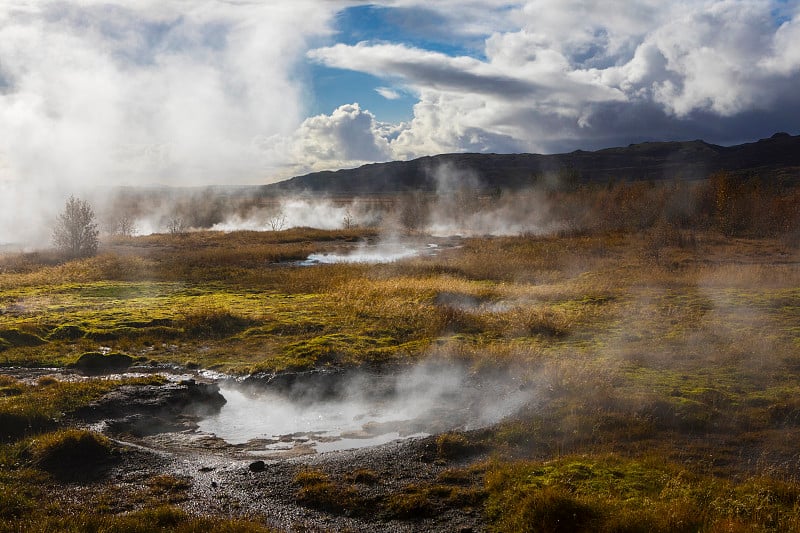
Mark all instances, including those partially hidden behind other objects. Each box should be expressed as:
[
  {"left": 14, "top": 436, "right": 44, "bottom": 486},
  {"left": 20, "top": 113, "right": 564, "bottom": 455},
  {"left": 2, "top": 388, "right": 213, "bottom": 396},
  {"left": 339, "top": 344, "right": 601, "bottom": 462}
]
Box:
[{"left": 29, "top": 429, "right": 115, "bottom": 479}]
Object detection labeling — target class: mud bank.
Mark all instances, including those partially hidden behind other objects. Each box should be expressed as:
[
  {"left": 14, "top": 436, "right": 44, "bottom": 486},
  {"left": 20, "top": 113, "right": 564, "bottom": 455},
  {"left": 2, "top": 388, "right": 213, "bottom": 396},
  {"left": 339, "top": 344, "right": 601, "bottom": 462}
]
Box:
[{"left": 1, "top": 362, "right": 528, "bottom": 531}]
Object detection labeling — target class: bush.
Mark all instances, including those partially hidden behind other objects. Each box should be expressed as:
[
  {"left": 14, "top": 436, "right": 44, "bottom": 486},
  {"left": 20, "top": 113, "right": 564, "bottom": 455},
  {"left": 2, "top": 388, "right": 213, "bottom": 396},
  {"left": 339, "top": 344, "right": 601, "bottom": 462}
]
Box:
[{"left": 52, "top": 196, "right": 99, "bottom": 259}]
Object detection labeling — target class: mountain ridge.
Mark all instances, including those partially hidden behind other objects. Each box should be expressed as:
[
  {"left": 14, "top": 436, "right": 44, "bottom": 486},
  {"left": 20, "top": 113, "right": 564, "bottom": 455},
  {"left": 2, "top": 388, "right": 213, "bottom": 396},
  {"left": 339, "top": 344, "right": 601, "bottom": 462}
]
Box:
[{"left": 262, "top": 132, "right": 800, "bottom": 195}]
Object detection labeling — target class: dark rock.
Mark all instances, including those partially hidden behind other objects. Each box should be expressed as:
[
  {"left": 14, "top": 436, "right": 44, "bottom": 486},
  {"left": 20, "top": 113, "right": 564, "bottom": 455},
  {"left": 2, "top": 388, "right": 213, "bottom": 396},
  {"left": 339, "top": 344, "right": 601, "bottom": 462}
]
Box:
[
  {"left": 249, "top": 460, "right": 266, "bottom": 473},
  {"left": 241, "top": 369, "right": 347, "bottom": 402},
  {"left": 73, "top": 379, "right": 227, "bottom": 435},
  {"left": 241, "top": 367, "right": 399, "bottom": 403},
  {"left": 70, "top": 352, "right": 133, "bottom": 375}
]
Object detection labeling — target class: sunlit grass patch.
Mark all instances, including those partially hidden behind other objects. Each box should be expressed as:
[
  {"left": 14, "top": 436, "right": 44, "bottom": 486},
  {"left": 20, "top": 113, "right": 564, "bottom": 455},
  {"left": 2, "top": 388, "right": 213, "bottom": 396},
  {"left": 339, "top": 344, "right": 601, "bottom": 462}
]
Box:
[
  {"left": 0, "top": 504, "right": 276, "bottom": 533},
  {"left": 293, "top": 468, "right": 365, "bottom": 514},
  {"left": 484, "top": 455, "right": 800, "bottom": 532}
]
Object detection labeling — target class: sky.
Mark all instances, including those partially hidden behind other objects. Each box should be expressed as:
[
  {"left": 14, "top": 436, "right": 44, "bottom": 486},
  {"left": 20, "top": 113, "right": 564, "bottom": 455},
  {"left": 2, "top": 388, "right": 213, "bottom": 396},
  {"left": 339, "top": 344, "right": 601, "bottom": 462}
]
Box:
[{"left": 0, "top": 0, "right": 799, "bottom": 196}]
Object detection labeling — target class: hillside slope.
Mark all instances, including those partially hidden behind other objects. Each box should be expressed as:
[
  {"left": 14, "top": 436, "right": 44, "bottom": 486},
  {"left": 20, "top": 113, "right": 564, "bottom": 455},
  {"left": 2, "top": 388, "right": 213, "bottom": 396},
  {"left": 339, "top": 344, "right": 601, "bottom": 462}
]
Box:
[{"left": 263, "top": 132, "right": 800, "bottom": 195}]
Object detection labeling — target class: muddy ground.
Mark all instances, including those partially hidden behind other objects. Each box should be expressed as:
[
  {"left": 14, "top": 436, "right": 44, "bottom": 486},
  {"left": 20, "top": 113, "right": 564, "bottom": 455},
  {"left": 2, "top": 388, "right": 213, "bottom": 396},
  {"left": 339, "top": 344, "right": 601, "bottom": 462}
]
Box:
[{"left": 6, "top": 366, "right": 493, "bottom": 532}]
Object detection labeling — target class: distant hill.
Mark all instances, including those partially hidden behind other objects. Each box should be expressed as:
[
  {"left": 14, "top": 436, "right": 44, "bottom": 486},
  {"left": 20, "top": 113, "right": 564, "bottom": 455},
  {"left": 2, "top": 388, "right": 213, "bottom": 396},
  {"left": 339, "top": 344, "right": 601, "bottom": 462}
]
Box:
[{"left": 262, "top": 132, "right": 800, "bottom": 195}]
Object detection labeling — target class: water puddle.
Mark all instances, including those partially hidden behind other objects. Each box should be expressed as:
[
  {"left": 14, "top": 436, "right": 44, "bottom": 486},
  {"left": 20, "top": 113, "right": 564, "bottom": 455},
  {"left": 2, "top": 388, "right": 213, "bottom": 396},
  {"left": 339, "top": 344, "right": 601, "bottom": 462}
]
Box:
[
  {"left": 197, "top": 364, "right": 532, "bottom": 455},
  {"left": 293, "top": 239, "right": 461, "bottom": 266}
]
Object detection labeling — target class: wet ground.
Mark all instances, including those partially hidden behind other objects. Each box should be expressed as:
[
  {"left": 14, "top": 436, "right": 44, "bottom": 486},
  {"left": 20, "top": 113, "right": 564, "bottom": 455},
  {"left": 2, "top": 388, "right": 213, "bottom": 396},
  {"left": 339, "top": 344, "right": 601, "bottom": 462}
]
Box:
[{"left": 3, "top": 363, "right": 526, "bottom": 531}]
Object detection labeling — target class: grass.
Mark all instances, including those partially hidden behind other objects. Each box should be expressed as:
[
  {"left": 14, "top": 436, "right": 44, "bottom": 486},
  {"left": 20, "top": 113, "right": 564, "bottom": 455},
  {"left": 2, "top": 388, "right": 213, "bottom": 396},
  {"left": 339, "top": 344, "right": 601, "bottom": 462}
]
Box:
[
  {"left": 292, "top": 467, "right": 485, "bottom": 520},
  {"left": 0, "top": 372, "right": 281, "bottom": 531},
  {"left": 1, "top": 185, "right": 800, "bottom": 530},
  {"left": 28, "top": 429, "right": 116, "bottom": 480},
  {"left": 0, "top": 505, "right": 275, "bottom": 533},
  {"left": 483, "top": 455, "right": 800, "bottom": 532},
  {"left": 0, "top": 374, "right": 165, "bottom": 441}
]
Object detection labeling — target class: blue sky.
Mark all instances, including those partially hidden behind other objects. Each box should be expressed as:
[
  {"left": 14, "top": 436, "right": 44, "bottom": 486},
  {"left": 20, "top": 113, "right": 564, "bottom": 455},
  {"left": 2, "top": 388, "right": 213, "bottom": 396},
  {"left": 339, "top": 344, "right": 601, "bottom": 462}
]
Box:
[
  {"left": 0, "top": 0, "right": 799, "bottom": 196},
  {"left": 309, "top": 4, "right": 488, "bottom": 122}
]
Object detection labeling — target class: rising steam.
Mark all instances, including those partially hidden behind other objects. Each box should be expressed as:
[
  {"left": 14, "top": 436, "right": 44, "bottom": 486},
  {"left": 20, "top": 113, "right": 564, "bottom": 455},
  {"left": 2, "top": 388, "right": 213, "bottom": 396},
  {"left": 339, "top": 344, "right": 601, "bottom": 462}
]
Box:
[{"left": 197, "top": 360, "right": 532, "bottom": 453}]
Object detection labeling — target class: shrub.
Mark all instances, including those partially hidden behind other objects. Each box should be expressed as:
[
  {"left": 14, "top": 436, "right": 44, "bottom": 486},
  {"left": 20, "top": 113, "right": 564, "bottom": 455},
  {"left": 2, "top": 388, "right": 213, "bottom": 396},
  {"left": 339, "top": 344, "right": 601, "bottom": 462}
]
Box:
[{"left": 52, "top": 196, "right": 99, "bottom": 259}]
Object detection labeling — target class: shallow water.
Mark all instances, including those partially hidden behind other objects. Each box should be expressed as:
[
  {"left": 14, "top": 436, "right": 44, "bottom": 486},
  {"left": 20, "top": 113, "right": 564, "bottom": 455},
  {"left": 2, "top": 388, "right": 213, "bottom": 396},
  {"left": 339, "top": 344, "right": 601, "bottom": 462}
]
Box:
[
  {"left": 197, "top": 365, "right": 532, "bottom": 454},
  {"left": 300, "top": 242, "right": 435, "bottom": 265}
]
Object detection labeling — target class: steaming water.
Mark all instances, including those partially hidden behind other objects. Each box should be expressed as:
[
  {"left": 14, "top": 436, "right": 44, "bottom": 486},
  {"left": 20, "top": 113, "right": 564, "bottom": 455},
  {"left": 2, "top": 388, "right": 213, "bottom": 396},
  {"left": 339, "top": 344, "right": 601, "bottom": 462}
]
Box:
[
  {"left": 298, "top": 242, "right": 451, "bottom": 265},
  {"left": 197, "top": 365, "right": 532, "bottom": 454}
]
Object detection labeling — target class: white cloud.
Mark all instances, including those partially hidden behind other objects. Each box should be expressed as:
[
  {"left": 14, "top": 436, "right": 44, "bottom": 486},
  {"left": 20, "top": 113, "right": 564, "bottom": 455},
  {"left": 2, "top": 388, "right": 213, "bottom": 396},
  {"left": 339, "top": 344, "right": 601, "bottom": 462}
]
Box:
[
  {"left": 308, "top": 0, "right": 800, "bottom": 159},
  {"left": 276, "top": 103, "right": 393, "bottom": 174},
  {"left": 376, "top": 86, "right": 402, "bottom": 100}
]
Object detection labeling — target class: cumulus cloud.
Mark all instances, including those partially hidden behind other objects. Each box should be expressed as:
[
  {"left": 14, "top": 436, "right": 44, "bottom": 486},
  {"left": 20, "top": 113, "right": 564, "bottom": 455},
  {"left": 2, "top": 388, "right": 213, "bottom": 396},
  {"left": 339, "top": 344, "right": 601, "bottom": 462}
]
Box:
[
  {"left": 305, "top": 0, "right": 800, "bottom": 159},
  {"left": 269, "top": 102, "right": 395, "bottom": 174}
]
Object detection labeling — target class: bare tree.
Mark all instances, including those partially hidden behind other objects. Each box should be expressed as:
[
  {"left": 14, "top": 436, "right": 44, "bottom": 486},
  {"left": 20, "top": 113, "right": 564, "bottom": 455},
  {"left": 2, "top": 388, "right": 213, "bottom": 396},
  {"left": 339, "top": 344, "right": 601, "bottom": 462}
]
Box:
[
  {"left": 167, "top": 216, "right": 186, "bottom": 235},
  {"left": 267, "top": 210, "right": 286, "bottom": 231},
  {"left": 52, "top": 196, "right": 99, "bottom": 258},
  {"left": 342, "top": 208, "right": 355, "bottom": 229},
  {"left": 110, "top": 214, "right": 137, "bottom": 237}
]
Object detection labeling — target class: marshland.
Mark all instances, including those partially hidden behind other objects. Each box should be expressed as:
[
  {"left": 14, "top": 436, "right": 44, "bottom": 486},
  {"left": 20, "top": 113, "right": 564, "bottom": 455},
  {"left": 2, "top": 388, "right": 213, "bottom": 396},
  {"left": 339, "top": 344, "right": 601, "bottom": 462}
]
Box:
[{"left": 2, "top": 174, "right": 800, "bottom": 532}]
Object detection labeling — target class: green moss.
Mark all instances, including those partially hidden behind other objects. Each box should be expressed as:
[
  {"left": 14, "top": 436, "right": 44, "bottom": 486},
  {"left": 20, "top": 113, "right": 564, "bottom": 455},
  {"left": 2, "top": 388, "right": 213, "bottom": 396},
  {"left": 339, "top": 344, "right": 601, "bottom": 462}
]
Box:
[
  {"left": 282, "top": 333, "right": 399, "bottom": 365},
  {"left": 46, "top": 324, "right": 86, "bottom": 340}
]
